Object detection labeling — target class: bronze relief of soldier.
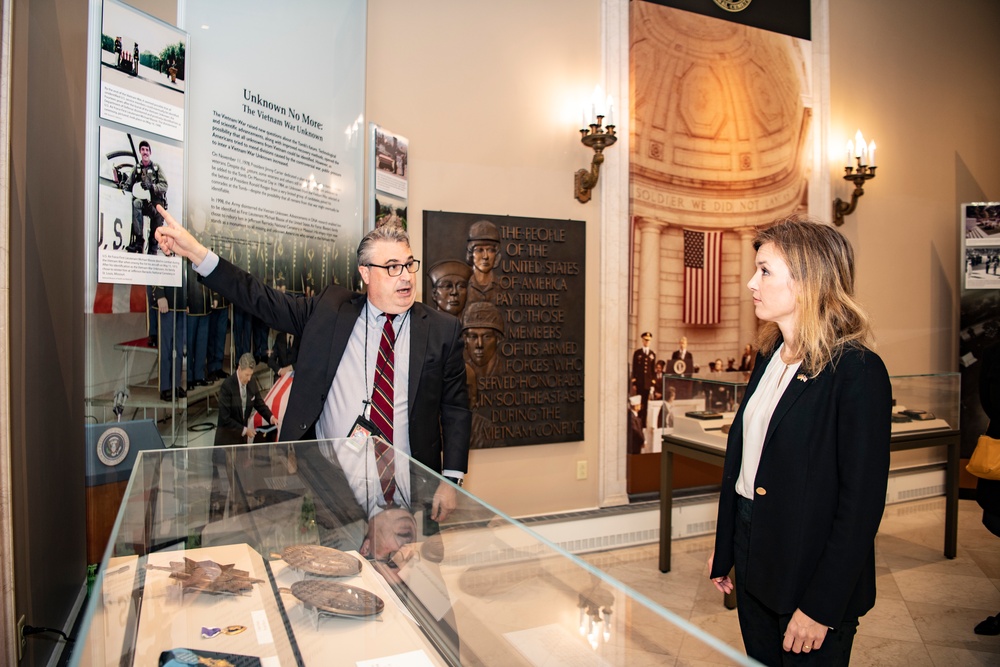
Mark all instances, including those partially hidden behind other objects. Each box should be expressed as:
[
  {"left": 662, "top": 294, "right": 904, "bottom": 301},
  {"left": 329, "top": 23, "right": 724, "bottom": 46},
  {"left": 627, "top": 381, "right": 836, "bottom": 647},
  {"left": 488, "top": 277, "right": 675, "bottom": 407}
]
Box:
[
  {"left": 428, "top": 259, "right": 472, "bottom": 318},
  {"left": 465, "top": 220, "right": 501, "bottom": 306}
]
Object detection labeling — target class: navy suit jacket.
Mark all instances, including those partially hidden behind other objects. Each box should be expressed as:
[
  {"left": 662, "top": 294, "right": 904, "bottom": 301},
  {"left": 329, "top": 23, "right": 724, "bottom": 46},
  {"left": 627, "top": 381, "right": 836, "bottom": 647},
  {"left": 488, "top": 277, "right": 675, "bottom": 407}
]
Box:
[
  {"left": 710, "top": 343, "right": 891, "bottom": 626},
  {"left": 202, "top": 257, "right": 471, "bottom": 474}
]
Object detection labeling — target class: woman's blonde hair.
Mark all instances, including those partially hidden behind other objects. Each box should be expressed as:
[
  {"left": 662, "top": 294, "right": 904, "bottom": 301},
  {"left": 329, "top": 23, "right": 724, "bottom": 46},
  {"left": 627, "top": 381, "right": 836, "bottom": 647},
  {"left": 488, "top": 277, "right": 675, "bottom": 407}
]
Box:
[{"left": 753, "top": 217, "right": 875, "bottom": 376}]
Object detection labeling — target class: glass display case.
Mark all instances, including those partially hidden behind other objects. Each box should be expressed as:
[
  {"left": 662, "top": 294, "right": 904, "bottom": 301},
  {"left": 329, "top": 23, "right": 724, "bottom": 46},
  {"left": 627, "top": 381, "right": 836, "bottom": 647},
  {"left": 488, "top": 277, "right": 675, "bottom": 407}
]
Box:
[
  {"left": 658, "top": 372, "right": 962, "bottom": 572},
  {"left": 71, "top": 439, "right": 754, "bottom": 666},
  {"left": 661, "top": 371, "right": 960, "bottom": 450}
]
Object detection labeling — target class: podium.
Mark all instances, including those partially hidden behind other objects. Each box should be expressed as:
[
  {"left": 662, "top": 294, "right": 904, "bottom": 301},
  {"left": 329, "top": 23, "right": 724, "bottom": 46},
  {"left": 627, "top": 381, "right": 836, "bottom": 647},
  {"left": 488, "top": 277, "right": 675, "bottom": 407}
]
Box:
[{"left": 84, "top": 420, "right": 165, "bottom": 562}]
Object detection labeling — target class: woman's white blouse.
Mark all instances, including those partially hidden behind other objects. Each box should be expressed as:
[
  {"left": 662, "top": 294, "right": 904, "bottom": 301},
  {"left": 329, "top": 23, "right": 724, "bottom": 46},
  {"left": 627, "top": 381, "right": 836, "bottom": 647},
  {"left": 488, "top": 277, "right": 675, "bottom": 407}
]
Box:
[{"left": 736, "top": 344, "right": 802, "bottom": 500}]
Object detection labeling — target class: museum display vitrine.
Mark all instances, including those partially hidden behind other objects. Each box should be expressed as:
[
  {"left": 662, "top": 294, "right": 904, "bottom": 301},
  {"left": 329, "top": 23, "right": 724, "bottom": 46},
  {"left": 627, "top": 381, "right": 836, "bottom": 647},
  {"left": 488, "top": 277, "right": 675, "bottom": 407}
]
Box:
[
  {"left": 662, "top": 371, "right": 959, "bottom": 449},
  {"left": 71, "top": 438, "right": 754, "bottom": 666},
  {"left": 659, "top": 372, "right": 962, "bottom": 572}
]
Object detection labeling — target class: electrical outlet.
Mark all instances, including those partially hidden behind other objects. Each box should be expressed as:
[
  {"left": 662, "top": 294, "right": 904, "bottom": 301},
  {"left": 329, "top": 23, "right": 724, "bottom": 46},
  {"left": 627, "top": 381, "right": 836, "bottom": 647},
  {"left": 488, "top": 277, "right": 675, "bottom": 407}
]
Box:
[
  {"left": 16, "top": 614, "right": 25, "bottom": 662},
  {"left": 576, "top": 460, "right": 588, "bottom": 480}
]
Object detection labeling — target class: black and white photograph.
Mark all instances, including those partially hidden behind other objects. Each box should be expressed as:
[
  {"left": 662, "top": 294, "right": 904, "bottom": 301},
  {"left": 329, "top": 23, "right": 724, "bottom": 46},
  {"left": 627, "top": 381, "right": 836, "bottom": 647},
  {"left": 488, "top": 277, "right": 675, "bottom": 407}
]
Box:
[
  {"left": 964, "top": 245, "right": 1000, "bottom": 290},
  {"left": 100, "top": 0, "right": 187, "bottom": 140}
]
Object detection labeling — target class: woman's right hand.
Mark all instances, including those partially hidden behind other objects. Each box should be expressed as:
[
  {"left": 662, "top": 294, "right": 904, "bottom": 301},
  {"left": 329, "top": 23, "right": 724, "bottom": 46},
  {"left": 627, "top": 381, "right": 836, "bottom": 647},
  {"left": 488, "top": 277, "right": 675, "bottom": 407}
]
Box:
[{"left": 707, "top": 550, "right": 734, "bottom": 594}]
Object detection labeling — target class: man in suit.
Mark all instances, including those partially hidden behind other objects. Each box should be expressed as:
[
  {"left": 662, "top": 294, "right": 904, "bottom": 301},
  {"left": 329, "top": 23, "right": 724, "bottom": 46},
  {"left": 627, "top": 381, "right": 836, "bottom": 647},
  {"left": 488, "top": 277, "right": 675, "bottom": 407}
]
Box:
[
  {"left": 669, "top": 335, "right": 695, "bottom": 375},
  {"left": 268, "top": 276, "right": 300, "bottom": 379},
  {"left": 155, "top": 207, "right": 470, "bottom": 522},
  {"left": 669, "top": 335, "right": 696, "bottom": 399},
  {"left": 215, "top": 353, "right": 277, "bottom": 446}
]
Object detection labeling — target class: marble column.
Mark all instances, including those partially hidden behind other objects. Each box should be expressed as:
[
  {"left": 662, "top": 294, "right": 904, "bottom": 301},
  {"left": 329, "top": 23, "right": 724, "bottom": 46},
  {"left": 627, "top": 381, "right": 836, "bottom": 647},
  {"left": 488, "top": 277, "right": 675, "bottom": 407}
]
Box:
[
  {"left": 635, "top": 217, "right": 663, "bottom": 343},
  {"left": 737, "top": 227, "right": 758, "bottom": 348}
]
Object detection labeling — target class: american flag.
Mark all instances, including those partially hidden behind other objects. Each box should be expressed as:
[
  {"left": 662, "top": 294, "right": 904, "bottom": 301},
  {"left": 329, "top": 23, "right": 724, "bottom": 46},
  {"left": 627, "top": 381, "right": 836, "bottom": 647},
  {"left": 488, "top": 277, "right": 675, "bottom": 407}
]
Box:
[
  {"left": 683, "top": 229, "right": 722, "bottom": 325},
  {"left": 251, "top": 371, "right": 294, "bottom": 437},
  {"left": 91, "top": 282, "right": 148, "bottom": 314}
]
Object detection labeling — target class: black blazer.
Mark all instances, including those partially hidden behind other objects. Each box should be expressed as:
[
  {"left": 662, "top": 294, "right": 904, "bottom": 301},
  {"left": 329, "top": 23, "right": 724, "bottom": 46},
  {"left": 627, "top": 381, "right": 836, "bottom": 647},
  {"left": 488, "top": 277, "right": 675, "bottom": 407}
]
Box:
[
  {"left": 215, "top": 374, "right": 272, "bottom": 445},
  {"left": 202, "top": 257, "right": 471, "bottom": 474},
  {"left": 268, "top": 330, "right": 300, "bottom": 375},
  {"left": 710, "top": 344, "right": 891, "bottom": 626}
]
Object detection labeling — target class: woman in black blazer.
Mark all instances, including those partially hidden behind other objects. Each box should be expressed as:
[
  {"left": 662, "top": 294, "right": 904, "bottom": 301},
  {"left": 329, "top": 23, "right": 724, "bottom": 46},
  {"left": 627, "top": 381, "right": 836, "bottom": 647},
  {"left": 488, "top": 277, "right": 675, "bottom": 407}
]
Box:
[{"left": 709, "top": 219, "right": 891, "bottom": 665}]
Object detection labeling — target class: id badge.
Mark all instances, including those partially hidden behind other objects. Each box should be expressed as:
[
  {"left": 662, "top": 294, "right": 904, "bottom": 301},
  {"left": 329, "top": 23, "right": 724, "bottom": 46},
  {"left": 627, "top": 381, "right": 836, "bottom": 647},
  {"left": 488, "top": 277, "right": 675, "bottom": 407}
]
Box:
[{"left": 348, "top": 414, "right": 383, "bottom": 444}]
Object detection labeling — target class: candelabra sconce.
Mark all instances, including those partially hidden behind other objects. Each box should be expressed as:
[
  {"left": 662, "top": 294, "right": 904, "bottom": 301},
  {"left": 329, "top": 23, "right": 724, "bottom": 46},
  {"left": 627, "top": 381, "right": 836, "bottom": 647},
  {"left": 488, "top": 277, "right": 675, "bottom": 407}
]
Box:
[
  {"left": 575, "top": 118, "right": 617, "bottom": 203},
  {"left": 832, "top": 130, "right": 877, "bottom": 226}
]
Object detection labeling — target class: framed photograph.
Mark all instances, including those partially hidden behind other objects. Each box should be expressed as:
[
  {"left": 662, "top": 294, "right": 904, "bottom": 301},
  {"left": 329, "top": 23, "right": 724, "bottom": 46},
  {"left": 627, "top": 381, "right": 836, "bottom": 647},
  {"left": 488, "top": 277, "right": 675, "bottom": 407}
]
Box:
[
  {"left": 96, "top": 126, "right": 183, "bottom": 286},
  {"left": 99, "top": 0, "right": 187, "bottom": 141},
  {"left": 962, "top": 203, "right": 1000, "bottom": 289},
  {"left": 369, "top": 124, "right": 408, "bottom": 230}
]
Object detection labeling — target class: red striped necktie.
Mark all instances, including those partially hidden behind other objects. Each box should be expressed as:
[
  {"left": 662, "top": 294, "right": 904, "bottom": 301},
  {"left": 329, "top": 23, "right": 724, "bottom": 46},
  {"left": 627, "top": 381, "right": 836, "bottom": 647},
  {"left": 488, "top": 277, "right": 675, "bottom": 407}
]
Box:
[{"left": 371, "top": 314, "right": 396, "bottom": 504}]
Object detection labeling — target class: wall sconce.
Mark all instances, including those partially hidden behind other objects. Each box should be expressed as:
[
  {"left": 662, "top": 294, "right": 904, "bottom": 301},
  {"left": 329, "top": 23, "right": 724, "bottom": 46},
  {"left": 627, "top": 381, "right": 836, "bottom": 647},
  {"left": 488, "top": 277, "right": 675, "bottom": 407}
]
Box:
[
  {"left": 832, "top": 129, "right": 877, "bottom": 226},
  {"left": 575, "top": 89, "right": 617, "bottom": 203}
]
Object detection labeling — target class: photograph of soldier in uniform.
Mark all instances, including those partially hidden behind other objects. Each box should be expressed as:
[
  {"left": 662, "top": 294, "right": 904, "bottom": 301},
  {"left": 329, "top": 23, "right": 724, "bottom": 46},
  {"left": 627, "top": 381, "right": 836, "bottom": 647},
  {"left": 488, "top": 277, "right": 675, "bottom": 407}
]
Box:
[
  {"left": 97, "top": 127, "right": 183, "bottom": 284},
  {"left": 120, "top": 139, "right": 168, "bottom": 254},
  {"left": 631, "top": 331, "right": 656, "bottom": 425}
]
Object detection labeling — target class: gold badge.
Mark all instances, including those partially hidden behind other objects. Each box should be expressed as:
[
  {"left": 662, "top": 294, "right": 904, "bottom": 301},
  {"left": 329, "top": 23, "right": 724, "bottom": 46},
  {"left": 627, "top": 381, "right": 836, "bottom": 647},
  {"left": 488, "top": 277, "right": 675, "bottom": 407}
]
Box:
[{"left": 714, "top": 0, "right": 752, "bottom": 12}]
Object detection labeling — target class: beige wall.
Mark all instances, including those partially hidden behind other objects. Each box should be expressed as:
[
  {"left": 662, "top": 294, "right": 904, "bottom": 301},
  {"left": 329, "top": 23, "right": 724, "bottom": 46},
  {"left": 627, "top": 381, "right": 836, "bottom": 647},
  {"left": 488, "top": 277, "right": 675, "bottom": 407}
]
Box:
[
  {"left": 368, "top": 0, "right": 1000, "bottom": 516},
  {"left": 6, "top": 2, "right": 1000, "bottom": 654},
  {"left": 367, "top": 0, "right": 607, "bottom": 516},
  {"left": 829, "top": 0, "right": 1000, "bottom": 375}
]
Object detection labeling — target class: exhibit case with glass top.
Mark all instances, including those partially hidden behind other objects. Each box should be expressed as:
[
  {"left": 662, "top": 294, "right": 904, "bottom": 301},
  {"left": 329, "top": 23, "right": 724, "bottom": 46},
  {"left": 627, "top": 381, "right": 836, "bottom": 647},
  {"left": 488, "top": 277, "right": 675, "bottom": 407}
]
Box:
[
  {"left": 71, "top": 438, "right": 755, "bottom": 666},
  {"left": 662, "top": 371, "right": 960, "bottom": 450},
  {"left": 659, "top": 372, "right": 962, "bottom": 572}
]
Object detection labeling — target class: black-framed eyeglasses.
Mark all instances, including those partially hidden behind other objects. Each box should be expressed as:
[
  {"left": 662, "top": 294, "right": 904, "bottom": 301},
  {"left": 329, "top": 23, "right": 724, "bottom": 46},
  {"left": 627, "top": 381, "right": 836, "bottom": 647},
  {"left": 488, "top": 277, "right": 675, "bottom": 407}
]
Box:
[{"left": 364, "top": 259, "right": 421, "bottom": 277}]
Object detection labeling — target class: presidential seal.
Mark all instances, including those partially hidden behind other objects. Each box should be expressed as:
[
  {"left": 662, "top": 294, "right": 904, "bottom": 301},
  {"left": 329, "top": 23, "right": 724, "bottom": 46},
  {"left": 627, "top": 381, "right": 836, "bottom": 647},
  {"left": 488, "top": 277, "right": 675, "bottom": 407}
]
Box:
[
  {"left": 714, "top": 0, "right": 752, "bottom": 11},
  {"left": 672, "top": 359, "right": 687, "bottom": 375},
  {"left": 96, "top": 426, "right": 130, "bottom": 466}
]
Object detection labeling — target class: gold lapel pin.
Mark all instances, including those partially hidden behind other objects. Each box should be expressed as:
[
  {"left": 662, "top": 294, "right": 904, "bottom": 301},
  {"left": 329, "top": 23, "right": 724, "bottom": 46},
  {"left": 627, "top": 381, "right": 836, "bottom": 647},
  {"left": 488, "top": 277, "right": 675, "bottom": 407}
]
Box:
[{"left": 796, "top": 374, "right": 807, "bottom": 382}]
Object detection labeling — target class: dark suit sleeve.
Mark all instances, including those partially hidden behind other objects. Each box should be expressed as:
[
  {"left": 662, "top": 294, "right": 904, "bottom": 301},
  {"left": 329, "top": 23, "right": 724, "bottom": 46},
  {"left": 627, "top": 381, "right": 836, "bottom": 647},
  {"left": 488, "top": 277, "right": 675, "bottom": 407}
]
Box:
[
  {"left": 798, "top": 350, "right": 891, "bottom": 626},
  {"left": 267, "top": 337, "right": 285, "bottom": 375},
  {"left": 440, "top": 315, "right": 471, "bottom": 473},
  {"left": 216, "top": 378, "right": 244, "bottom": 431}
]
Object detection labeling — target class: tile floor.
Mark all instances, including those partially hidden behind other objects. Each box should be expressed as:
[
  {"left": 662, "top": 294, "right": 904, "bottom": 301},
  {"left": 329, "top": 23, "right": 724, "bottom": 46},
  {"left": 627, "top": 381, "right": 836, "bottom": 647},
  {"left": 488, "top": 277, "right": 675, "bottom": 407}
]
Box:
[{"left": 581, "top": 497, "right": 1000, "bottom": 665}]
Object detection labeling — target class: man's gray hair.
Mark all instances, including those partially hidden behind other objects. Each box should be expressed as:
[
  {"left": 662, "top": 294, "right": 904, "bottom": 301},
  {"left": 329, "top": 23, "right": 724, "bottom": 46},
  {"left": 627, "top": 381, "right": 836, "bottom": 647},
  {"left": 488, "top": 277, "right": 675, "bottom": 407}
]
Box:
[
  {"left": 357, "top": 224, "right": 410, "bottom": 266},
  {"left": 238, "top": 352, "right": 257, "bottom": 370}
]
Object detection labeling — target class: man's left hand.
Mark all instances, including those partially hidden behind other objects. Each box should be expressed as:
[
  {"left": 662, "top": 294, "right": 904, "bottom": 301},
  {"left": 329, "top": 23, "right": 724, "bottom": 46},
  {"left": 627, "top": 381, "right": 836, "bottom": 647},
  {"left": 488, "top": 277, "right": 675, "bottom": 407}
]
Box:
[{"left": 431, "top": 481, "right": 457, "bottom": 522}]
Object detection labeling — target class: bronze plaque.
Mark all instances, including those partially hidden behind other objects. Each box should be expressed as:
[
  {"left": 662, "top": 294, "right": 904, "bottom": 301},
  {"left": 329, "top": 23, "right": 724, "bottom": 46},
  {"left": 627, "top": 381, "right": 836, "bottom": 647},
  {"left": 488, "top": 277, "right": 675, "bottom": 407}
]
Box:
[{"left": 423, "top": 211, "right": 585, "bottom": 447}]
